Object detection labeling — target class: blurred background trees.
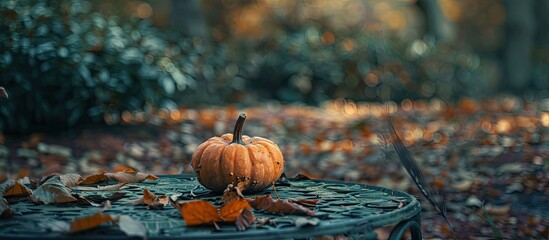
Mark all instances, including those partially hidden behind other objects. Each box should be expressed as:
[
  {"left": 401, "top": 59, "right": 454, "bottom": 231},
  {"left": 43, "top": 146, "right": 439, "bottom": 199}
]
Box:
[{"left": 1, "top": 0, "right": 548, "bottom": 133}]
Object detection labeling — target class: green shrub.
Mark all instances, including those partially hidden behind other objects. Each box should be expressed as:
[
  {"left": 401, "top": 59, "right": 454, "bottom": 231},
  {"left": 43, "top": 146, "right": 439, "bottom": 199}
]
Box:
[{"left": 0, "top": 0, "right": 194, "bottom": 132}]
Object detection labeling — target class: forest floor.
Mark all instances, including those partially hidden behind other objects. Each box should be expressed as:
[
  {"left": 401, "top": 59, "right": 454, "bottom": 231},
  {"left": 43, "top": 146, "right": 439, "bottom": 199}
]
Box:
[{"left": 1, "top": 97, "right": 548, "bottom": 239}]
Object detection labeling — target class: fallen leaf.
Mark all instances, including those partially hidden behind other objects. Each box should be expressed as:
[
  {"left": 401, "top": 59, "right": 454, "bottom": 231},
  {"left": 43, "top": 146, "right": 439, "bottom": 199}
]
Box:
[
  {"left": 72, "top": 183, "right": 126, "bottom": 191},
  {"left": 81, "top": 169, "right": 158, "bottom": 184},
  {"left": 60, "top": 174, "right": 84, "bottom": 187},
  {"left": 132, "top": 189, "right": 169, "bottom": 209},
  {"left": 73, "top": 194, "right": 101, "bottom": 207},
  {"left": 294, "top": 173, "right": 312, "bottom": 180},
  {"left": 69, "top": 200, "right": 114, "bottom": 232},
  {"left": 105, "top": 168, "right": 158, "bottom": 183},
  {"left": 485, "top": 204, "right": 511, "bottom": 216},
  {"left": 79, "top": 172, "right": 109, "bottom": 185},
  {"left": 114, "top": 215, "right": 147, "bottom": 238},
  {"left": 181, "top": 200, "right": 222, "bottom": 226},
  {"left": 294, "top": 217, "right": 320, "bottom": 228},
  {"left": 288, "top": 198, "right": 319, "bottom": 208},
  {"left": 235, "top": 208, "right": 255, "bottom": 231},
  {"left": 0, "top": 198, "right": 13, "bottom": 218},
  {"left": 0, "top": 180, "right": 15, "bottom": 218},
  {"left": 220, "top": 198, "right": 252, "bottom": 222},
  {"left": 221, "top": 182, "right": 246, "bottom": 204},
  {"left": 168, "top": 193, "right": 182, "bottom": 209},
  {"left": 35, "top": 174, "right": 81, "bottom": 188},
  {"left": 30, "top": 175, "right": 76, "bottom": 204},
  {"left": 85, "top": 192, "right": 128, "bottom": 204},
  {"left": 70, "top": 212, "right": 113, "bottom": 233},
  {"left": 181, "top": 198, "right": 252, "bottom": 227},
  {"left": 4, "top": 180, "right": 33, "bottom": 197},
  {"left": 247, "top": 195, "right": 315, "bottom": 216}
]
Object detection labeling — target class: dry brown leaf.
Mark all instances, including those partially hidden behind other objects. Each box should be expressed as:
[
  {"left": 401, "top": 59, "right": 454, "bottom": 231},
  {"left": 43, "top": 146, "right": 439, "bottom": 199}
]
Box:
[
  {"left": 168, "top": 194, "right": 182, "bottom": 210},
  {"left": 73, "top": 194, "right": 101, "bottom": 207},
  {"left": 133, "top": 189, "right": 169, "bottom": 210},
  {"left": 38, "top": 173, "right": 81, "bottom": 187},
  {"left": 181, "top": 200, "right": 222, "bottom": 226},
  {"left": 105, "top": 168, "right": 158, "bottom": 183},
  {"left": 79, "top": 172, "right": 109, "bottom": 185},
  {"left": 181, "top": 198, "right": 253, "bottom": 227},
  {"left": 235, "top": 208, "right": 256, "bottom": 231},
  {"left": 59, "top": 174, "right": 84, "bottom": 187},
  {"left": 85, "top": 192, "right": 128, "bottom": 205},
  {"left": 220, "top": 198, "right": 252, "bottom": 222},
  {"left": 4, "top": 180, "right": 33, "bottom": 197},
  {"left": 70, "top": 212, "right": 113, "bottom": 233},
  {"left": 72, "top": 183, "right": 126, "bottom": 191},
  {"left": 80, "top": 169, "right": 158, "bottom": 184},
  {"left": 288, "top": 198, "right": 319, "bottom": 208},
  {"left": 221, "top": 182, "right": 246, "bottom": 204},
  {"left": 30, "top": 175, "right": 76, "bottom": 204},
  {"left": 247, "top": 195, "right": 315, "bottom": 216},
  {"left": 0, "top": 180, "right": 16, "bottom": 218}
]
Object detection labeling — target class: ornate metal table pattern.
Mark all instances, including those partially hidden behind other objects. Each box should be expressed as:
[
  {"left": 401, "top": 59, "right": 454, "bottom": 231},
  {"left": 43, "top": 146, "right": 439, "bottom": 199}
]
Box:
[{"left": 0, "top": 175, "right": 422, "bottom": 239}]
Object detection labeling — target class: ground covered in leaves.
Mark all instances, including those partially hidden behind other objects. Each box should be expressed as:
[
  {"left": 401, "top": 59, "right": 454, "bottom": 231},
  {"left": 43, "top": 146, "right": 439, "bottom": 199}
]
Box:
[{"left": 1, "top": 97, "right": 548, "bottom": 239}]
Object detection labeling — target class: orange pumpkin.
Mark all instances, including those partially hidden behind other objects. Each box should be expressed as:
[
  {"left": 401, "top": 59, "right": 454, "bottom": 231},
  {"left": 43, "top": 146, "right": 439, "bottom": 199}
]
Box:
[{"left": 191, "top": 113, "right": 284, "bottom": 193}]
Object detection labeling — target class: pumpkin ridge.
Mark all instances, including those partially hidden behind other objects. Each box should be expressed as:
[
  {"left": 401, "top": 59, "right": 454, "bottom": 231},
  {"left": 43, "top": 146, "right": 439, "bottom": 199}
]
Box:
[
  {"left": 246, "top": 145, "right": 264, "bottom": 191},
  {"left": 262, "top": 141, "right": 284, "bottom": 182},
  {"left": 219, "top": 145, "right": 237, "bottom": 190},
  {"left": 199, "top": 143, "right": 224, "bottom": 189}
]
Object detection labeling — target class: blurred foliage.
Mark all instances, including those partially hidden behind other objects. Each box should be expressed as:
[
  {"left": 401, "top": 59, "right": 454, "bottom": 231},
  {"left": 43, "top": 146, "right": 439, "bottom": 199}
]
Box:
[
  {"left": 0, "top": 0, "right": 489, "bottom": 132},
  {"left": 0, "top": 0, "right": 195, "bottom": 132}
]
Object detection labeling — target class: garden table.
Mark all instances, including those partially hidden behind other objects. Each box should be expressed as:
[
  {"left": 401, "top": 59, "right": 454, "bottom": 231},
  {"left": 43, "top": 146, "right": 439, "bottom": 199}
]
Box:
[{"left": 0, "top": 175, "right": 422, "bottom": 239}]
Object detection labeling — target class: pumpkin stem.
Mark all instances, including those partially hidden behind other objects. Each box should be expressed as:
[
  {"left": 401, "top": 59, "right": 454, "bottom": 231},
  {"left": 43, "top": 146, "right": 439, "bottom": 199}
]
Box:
[{"left": 231, "top": 113, "right": 246, "bottom": 145}]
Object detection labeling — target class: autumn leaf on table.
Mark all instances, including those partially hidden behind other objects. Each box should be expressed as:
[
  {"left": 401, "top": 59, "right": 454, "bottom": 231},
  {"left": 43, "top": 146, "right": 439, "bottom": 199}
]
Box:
[
  {"left": 39, "top": 173, "right": 83, "bottom": 188},
  {"left": 70, "top": 200, "right": 112, "bottom": 232},
  {"left": 181, "top": 200, "right": 222, "bottom": 226},
  {"left": 247, "top": 195, "right": 316, "bottom": 216},
  {"left": 288, "top": 198, "right": 319, "bottom": 208},
  {"left": 4, "top": 180, "right": 33, "bottom": 197},
  {"left": 180, "top": 198, "right": 253, "bottom": 228},
  {"left": 0, "top": 180, "right": 16, "bottom": 218},
  {"left": 70, "top": 211, "right": 113, "bottom": 233},
  {"left": 85, "top": 192, "right": 128, "bottom": 205},
  {"left": 131, "top": 189, "right": 169, "bottom": 209},
  {"left": 80, "top": 168, "right": 158, "bottom": 185},
  {"left": 30, "top": 175, "right": 77, "bottom": 204},
  {"left": 235, "top": 208, "right": 255, "bottom": 231},
  {"left": 72, "top": 183, "right": 126, "bottom": 191},
  {"left": 221, "top": 182, "right": 246, "bottom": 204}
]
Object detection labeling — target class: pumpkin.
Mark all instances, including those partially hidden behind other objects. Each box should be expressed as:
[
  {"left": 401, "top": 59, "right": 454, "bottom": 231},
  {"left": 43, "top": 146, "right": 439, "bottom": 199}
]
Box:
[{"left": 191, "top": 113, "right": 284, "bottom": 193}]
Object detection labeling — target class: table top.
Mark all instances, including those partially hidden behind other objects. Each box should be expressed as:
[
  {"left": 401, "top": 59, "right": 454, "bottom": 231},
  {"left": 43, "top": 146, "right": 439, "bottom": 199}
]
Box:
[{"left": 0, "top": 174, "right": 421, "bottom": 239}]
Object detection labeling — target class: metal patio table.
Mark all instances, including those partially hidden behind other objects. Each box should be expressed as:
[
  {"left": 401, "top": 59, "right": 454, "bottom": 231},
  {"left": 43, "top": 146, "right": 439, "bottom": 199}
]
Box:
[{"left": 0, "top": 174, "right": 422, "bottom": 239}]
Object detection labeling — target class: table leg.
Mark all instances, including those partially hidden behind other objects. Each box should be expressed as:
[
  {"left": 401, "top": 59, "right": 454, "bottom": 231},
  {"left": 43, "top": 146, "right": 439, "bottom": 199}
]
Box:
[{"left": 387, "top": 213, "right": 423, "bottom": 240}]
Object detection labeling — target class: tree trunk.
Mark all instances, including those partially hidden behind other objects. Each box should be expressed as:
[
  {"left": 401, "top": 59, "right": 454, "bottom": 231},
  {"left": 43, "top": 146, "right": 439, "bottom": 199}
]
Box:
[
  {"left": 502, "top": 0, "right": 535, "bottom": 94},
  {"left": 415, "top": 0, "right": 455, "bottom": 42}
]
